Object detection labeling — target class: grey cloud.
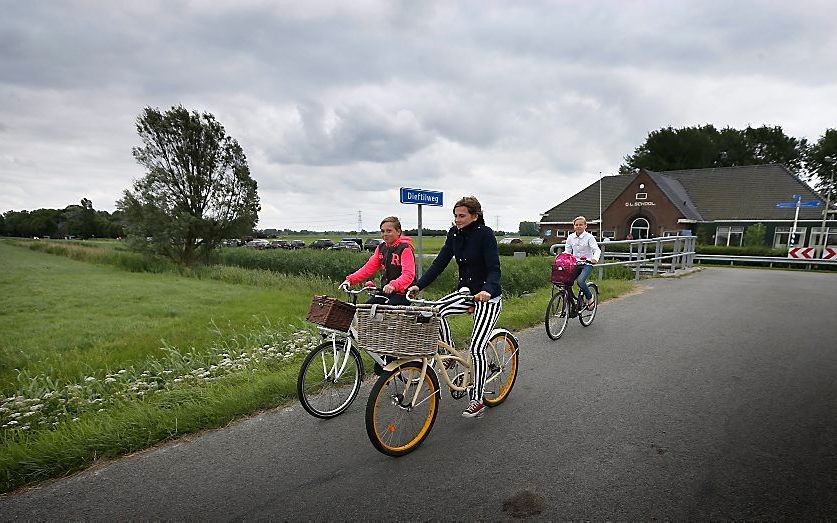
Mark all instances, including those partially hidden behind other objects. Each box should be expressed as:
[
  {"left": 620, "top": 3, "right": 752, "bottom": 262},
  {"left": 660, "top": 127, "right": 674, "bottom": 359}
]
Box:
[{"left": 271, "top": 102, "right": 435, "bottom": 165}]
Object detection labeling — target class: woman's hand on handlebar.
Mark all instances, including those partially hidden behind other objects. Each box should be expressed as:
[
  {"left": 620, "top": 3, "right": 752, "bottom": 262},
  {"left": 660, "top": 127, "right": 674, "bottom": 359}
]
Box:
[
  {"left": 474, "top": 291, "right": 491, "bottom": 302},
  {"left": 382, "top": 284, "right": 395, "bottom": 295}
]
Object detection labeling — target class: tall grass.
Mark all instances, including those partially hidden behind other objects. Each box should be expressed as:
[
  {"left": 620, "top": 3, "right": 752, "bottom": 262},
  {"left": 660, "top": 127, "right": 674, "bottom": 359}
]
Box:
[{"left": 0, "top": 239, "right": 639, "bottom": 493}]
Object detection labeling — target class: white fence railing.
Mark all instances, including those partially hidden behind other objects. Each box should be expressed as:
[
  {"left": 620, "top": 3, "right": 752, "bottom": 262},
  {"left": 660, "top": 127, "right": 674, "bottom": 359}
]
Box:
[{"left": 549, "top": 236, "right": 697, "bottom": 281}]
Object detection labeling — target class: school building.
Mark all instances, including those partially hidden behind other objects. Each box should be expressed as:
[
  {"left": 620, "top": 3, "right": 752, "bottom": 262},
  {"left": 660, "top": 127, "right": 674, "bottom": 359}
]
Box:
[{"left": 538, "top": 164, "right": 837, "bottom": 253}]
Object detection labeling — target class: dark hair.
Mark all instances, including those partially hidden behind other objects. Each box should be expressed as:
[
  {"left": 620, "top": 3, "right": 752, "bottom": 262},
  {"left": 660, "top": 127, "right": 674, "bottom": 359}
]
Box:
[
  {"left": 380, "top": 216, "right": 402, "bottom": 232},
  {"left": 453, "top": 196, "right": 485, "bottom": 225}
]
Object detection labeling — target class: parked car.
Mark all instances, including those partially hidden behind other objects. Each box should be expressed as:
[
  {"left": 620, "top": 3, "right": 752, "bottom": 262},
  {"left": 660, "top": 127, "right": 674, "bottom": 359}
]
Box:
[
  {"left": 329, "top": 240, "right": 362, "bottom": 252},
  {"left": 341, "top": 237, "right": 363, "bottom": 248},
  {"left": 364, "top": 238, "right": 384, "bottom": 252},
  {"left": 310, "top": 239, "right": 335, "bottom": 249},
  {"left": 290, "top": 240, "right": 306, "bottom": 249},
  {"left": 499, "top": 237, "right": 523, "bottom": 245},
  {"left": 270, "top": 239, "right": 291, "bottom": 249},
  {"left": 245, "top": 239, "right": 270, "bottom": 249},
  {"left": 529, "top": 238, "right": 544, "bottom": 245}
]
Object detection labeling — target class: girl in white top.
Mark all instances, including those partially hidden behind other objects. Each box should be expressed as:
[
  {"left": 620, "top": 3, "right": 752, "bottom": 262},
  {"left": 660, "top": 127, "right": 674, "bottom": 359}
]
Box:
[{"left": 564, "top": 216, "right": 601, "bottom": 309}]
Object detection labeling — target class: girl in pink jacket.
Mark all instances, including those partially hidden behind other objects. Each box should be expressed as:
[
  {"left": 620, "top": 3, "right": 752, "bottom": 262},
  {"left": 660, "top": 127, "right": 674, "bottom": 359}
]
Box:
[{"left": 343, "top": 216, "right": 416, "bottom": 305}]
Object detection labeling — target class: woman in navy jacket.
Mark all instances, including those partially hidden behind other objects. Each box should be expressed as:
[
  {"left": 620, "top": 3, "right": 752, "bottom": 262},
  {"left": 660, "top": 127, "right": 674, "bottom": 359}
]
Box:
[{"left": 409, "top": 196, "right": 502, "bottom": 419}]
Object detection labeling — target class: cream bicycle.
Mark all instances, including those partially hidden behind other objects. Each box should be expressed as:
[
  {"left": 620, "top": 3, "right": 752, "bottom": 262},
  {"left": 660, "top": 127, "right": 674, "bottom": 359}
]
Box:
[{"left": 359, "top": 290, "right": 520, "bottom": 457}]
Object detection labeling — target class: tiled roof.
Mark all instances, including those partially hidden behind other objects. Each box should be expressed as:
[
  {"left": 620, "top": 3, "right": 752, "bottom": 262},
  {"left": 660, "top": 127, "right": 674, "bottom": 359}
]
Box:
[
  {"left": 540, "top": 174, "right": 636, "bottom": 222},
  {"left": 646, "top": 171, "right": 704, "bottom": 220},
  {"left": 540, "top": 164, "right": 831, "bottom": 223},
  {"left": 658, "top": 164, "right": 827, "bottom": 221}
]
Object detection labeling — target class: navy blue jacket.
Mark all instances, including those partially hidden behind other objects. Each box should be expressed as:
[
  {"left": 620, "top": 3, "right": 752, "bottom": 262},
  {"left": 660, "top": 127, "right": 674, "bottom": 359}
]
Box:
[{"left": 417, "top": 221, "right": 502, "bottom": 297}]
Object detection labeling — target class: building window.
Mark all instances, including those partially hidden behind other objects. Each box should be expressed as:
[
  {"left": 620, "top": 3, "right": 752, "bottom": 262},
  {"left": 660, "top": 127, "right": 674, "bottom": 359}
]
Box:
[
  {"left": 663, "top": 230, "right": 679, "bottom": 237},
  {"left": 629, "top": 218, "right": 650, "bottom": 239},
  {"left": 715, "top": 226, "right": 744, "bottom": 246},
  {"left": 773, "top": 226, "right": 807, "bottom": 248},
  {"left": 602, "top": 230, "right": 615, "bottom": 240},
  {"left": 554, "top": 229, "right": 567, "bottom": 238},
  {"left": 635, "top": 192, "right": 647, "bottom": 200},
  {"left": 810, "top": 227, "right": 837, "bottom": 247},
  {"left": 544, "top": 229, "right": 553, "bottom": 237}
]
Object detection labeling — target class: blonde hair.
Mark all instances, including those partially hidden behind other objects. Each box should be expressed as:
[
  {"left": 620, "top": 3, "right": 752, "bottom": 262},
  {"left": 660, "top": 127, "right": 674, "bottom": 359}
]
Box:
[
  {"left": 573, "top": 216, "right": 587, "bottom": 225},
  {"left": 380, "top": 216, "right": 402, "bottom": 232}
]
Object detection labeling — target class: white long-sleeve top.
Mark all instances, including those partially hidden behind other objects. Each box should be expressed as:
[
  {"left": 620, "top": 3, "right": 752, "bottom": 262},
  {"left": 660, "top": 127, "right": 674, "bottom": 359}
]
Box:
[{"left": 564, "top": 231, "right": 601, "bottom": 262}]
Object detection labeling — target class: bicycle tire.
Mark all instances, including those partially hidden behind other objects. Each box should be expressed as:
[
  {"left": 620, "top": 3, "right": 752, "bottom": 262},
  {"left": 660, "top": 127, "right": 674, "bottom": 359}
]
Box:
[
  {"left": 297, "top": 339, "right": 364, "bottom": 419},
  {"left": 578, "top": 283, "right": 598, "bottom": 327},
  {"left": 365, "top": 361, "right": 440, "bottom": 457},
  {"left": 545, "top": 289, "right": 570, "bottom": 340},
  {"left": 483, "top": 331, "right": 520, "bottom": 407}
]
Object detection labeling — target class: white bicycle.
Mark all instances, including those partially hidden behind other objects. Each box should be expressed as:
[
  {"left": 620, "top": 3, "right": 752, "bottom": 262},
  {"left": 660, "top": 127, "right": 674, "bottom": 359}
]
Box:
[{"left": 296, "top": 283, "right": 390, "bottom": 419}]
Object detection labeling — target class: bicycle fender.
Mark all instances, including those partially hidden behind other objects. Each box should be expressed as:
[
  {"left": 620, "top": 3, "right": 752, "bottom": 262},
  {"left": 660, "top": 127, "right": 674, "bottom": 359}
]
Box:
[
  {"left": 489, "top": 328, "right": 518, "bottom": 347},
  {"left": 382, "top": 357, "right": 422, "bottom": 372},
  {"left": 382, "top": 358, "right": 441, "bottom": 382}
]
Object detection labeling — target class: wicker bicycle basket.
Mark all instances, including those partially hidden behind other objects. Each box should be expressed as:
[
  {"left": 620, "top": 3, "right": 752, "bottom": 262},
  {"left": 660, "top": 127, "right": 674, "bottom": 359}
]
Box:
[
  {"left": 355, "top": 304, "right": 440, "bottom": 358},
  {"left": 306, "top": 295, "right": 356, "bottom": 332}
]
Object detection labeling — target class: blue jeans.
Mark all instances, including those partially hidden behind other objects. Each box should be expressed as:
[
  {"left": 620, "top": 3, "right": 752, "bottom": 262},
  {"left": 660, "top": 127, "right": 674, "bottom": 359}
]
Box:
[{"left": 575, "top": 264, "right": 594, "bottom": 300}]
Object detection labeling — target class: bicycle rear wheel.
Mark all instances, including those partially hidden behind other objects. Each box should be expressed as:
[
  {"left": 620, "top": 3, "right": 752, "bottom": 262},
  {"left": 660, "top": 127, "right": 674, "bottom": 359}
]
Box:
[
  {"left": 297, "top": 339, "right": 363, "bottom": 419},
  {"left": 578, "top": 283, "right": 598, "bottom": 326},
  {"left": 545, "top": 289, "right": 569, "bottom": 340},
  {"left": 366, "top": 361, "right": 440, "bottom": 457},
  {"left": 483, "top": 331, "right": 519, "bottom": 407}
]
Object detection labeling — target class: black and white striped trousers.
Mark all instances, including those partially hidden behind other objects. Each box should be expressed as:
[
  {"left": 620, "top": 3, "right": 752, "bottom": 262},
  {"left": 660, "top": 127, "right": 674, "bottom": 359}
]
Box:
[{"left": 436, "top": 292, "right": 503, "bottom": 402}]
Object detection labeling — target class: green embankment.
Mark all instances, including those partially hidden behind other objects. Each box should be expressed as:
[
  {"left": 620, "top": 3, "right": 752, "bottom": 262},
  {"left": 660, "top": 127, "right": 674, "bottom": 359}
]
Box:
[{"left": 0, "top": 239, "right": 634, "bottom": 493}]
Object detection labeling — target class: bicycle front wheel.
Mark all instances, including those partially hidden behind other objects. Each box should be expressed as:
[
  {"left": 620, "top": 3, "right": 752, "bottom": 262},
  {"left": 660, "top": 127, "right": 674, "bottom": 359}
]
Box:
[
  {"left": 545, "top": 289, "right": 569, "bottom": 340},
  {"left": 297, "top": 339, "right": 363, "bottom": 419},
  {"left": 366, "top": 361, "right": 440, "bottom": 457},
  {"left": 579, "top": 283, "right": 598, "bottom": 326},
  {"left": 483, "top": 331, "right": 519, "bottom": 407}
]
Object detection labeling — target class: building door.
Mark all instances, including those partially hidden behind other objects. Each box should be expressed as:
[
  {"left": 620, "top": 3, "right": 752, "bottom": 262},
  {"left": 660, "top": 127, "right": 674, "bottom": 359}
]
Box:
[{"left": 629, "top": 217, "right": 650, "bottom": 239}]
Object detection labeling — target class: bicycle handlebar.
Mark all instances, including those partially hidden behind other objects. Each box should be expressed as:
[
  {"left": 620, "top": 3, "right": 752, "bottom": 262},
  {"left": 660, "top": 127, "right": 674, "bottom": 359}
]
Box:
[
  {"left": 339, "top": 282, "right": 381, "bottom": 296},
  {"left": 405, "top": 287, "right": 473, "bottom": 306}
]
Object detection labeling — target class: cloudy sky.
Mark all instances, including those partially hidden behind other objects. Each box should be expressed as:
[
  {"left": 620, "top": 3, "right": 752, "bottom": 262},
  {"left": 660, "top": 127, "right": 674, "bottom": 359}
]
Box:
[{"left": 2, "top": 0, "right": 837, "bottom": 232}]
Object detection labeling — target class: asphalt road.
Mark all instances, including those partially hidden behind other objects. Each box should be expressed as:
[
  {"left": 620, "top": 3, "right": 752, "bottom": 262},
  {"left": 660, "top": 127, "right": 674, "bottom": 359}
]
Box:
[{"left": 2, "top": 268, "right": 836, "bottom": 519}]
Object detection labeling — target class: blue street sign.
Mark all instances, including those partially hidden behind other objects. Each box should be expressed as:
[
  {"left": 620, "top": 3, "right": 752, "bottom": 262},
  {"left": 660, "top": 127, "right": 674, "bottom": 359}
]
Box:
[
  {"left": 776, "top": 200, "right": 822, "bottom": 208},
  {"left": 400, "top": 187, "right": 443, "bottom": 207}
]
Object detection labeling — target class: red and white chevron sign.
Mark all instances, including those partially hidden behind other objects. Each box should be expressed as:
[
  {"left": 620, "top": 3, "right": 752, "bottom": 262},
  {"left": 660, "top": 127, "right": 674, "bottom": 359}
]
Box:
[
  {"left": 788, "top": 247, "right": 814, "bottom": 259},
  {"left": 823, "top": 247, "right": 837, "bottom": 260}
]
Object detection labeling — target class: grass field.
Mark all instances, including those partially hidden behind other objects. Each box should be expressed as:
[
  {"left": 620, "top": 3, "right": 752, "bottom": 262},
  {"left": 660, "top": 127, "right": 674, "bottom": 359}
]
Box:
[{"left": 0, "top": 239, "right": 633, "bottom": 492}]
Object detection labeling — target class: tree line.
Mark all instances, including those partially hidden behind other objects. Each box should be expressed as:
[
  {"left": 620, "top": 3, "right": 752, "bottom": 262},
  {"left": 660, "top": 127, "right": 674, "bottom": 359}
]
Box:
[
  {"left": 1, "top": 198, "right": 124, "bottom": 239},
  {"left": 621, "top": 125, "right": 837, "bottom": 198}
]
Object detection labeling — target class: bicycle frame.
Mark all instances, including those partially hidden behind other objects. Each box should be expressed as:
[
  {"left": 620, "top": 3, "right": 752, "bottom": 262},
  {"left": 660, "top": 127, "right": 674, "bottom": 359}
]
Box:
[{"left": 380, "top": 330, "right": 518, "bottom": 408}]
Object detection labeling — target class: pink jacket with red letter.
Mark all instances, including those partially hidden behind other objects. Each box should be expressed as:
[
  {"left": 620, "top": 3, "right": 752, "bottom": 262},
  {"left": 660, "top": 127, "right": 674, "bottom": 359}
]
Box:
[{"left": 346, "top": 236, "right": 416, "bottom": 294}]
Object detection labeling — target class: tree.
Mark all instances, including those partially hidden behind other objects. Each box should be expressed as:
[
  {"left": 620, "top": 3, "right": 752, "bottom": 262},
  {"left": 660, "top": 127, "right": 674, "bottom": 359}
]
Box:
[
  {"left": 621, "top": 125, "right": 808, "bottom": 173},
  {"left": 744, "top": 223, "right": 767, "bottom": 246},
  {"left": 805, "top": 129, "right": 837, "bottom": 202},
  {"left": 64, "top": 198, "right": 98, "bottom": 238},
  {"left": 118, "top": 105, "right": 260, "bottom": 265},
  {"left": 518, "top": 221, "right": 538, "bottom": 236}
]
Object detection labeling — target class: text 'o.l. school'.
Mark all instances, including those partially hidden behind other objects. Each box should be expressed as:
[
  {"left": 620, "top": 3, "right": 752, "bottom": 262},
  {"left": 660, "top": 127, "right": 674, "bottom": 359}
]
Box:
[{"left": 538, "top": 164, "right": 837, "bottom": 254}]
